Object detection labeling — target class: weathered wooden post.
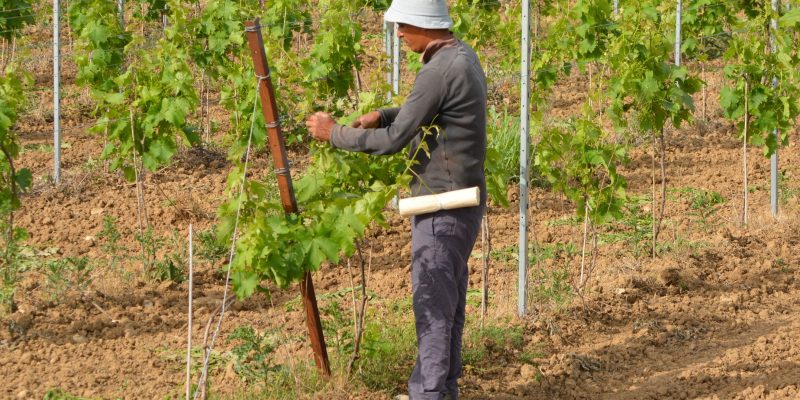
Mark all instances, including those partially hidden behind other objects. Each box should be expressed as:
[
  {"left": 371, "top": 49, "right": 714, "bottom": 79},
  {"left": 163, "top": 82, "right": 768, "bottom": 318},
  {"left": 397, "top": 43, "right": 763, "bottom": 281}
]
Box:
[{"left": 244, "top": 19, "right": 331, "bottom": 377}]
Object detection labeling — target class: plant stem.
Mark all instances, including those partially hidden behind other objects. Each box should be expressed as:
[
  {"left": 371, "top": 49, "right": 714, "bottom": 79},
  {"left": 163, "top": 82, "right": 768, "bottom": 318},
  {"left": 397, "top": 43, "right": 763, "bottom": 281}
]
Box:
[
  {"left": 651, "top": 134, "right": 656, "bottom": 259},
  {"left": 346, "top": 257, "right": 358, "bottom": 342},
  {"left": 702, "top": 63, "right": 707, "bottom": 121},
  {"left": 590, "top": 221, "right": 598, "bottom": 285},
  {"left": 657, "top": 128, "right": 666, "bottom": 244},
  {"left": 0, "top": 145, "right": 17, "bottom": 285},
  {"left": 701, "top": 37, "right": 707, "bottom": 121},
  {"left": 197, "top": 298, "right": 234, "bottom": 400},
  {"left": 347, "top": 241, "right": 370, "bottom": 374},
  {"left": 588, "top": 63, "right": 594, "bottom": 110},
  {"left": 10, "top": 37, "right": 15, "bottom": 66},
  {"left": 200, "top": 68, "right": 207, "bottom": 143},
  {"left": 0, "top": 39, "right": 6, "bottom": 73},
  {"left": 353, "top": 61, "right": 362, "bottom": 95},
  {"left": 480, "top": 211, "right": 490, "bottom": 325},
  {"left": 580, "top": 201, "right": 589, "bottom": 290},
  {"left": 130, "top": 109, "right": 148, "bottom": 270}
]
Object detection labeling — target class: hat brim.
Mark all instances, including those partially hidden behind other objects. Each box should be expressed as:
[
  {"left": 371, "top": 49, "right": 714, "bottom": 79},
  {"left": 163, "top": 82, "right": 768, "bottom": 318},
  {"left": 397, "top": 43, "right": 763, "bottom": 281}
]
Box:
[{"left": 384, "top": 8, "right": 453, "bottom": 29}]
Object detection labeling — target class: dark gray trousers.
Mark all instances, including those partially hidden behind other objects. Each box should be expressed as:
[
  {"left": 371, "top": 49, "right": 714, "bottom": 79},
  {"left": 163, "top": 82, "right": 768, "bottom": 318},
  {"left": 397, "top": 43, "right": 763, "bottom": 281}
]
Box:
[{"left": 408, "top": 205, "right": 483, "bottom": 400}]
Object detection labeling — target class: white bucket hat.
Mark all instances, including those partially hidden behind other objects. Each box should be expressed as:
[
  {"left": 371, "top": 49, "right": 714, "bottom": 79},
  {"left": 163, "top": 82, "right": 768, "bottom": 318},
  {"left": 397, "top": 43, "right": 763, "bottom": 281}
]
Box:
[{"left": 384, "top": 0, "right": 453, "bottom": 29}]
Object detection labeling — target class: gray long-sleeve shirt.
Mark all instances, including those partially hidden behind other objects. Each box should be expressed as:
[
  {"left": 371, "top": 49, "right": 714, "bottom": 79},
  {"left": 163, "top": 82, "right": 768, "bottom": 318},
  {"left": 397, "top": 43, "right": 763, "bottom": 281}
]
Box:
[{"left": 331, "top": 39, "right": 487, "bottom": 201}]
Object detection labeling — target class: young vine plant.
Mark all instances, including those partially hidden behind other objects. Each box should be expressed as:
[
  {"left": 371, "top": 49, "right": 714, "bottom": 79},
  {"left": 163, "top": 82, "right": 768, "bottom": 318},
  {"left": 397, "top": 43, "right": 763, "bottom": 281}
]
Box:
[
  {"left": 0, "top": 0, "right": 34, "bottom": 311},
  {"left": 70, "top": 0, "right": 201, "bottom": 180},
  {"left": 721, "top": 3, "right": 800, "bottom": 158}
]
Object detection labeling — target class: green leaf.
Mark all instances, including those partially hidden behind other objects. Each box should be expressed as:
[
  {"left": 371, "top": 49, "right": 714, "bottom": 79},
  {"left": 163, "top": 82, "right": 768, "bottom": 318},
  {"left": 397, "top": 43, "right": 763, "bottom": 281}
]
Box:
[
  {"left": 640, "top": 73, "right": 659, "bottom": 99},
  {"left": 14, "top": 168, "right": 32, "bottom": 190},
  {"left": 232, "top": 270, "right": 260, "bottom": 299},
  {"left": 104, "top": 92, "right": 125, "bottom": 105},
  {"left": 780, "top": 8, "right": 800, "bottom": 27},
  {"left": 719, "top": 86, "right": 741, "bottom": 118},
  {"left": 122, "top": 166, "right": 136, "bottom": 182},
  {"left": 144, "top": 139, "right": 176, "bottom": 171},
  {"left": 306, "top": 236, "right": 340, "bottom": 269},
  {"left": 182, "top": 125, "right": 201, "bottom": 146},
  {"left": 85, "top": 22, "right": 110, "bottom": 44}
]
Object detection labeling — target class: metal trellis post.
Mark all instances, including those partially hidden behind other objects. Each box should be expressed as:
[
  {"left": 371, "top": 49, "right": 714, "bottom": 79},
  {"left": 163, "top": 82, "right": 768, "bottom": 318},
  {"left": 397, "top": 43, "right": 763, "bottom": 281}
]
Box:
[
  {"left": 385, "top": 21, "right": 393, "bottom": 102},
  {"left": 53, "top": 0, "right": 61, "bottom": 184},
  {"left": 117, "top": 0, "right": 125, "bottom": 29},
  {"left": 771, "top": 0, "right": 780, "bottom": 217},
  {"left": 519, "top": 0, "right": 531, "bottom": 317},
  {"left": 392, "top": 21, "right": 400, "bottom": 95},
  {"left": 675, "top": 0, "right": 682, "bottom": 67},
  {"left": 613, "top": 0, "right": 619, "bottom": 16}
]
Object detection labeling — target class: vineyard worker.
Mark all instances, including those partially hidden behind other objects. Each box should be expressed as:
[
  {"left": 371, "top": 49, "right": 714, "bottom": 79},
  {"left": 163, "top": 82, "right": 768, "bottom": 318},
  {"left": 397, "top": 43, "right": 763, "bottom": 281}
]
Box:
[{"left": 306, "top": 0, "right": 486, "bottom": 399}]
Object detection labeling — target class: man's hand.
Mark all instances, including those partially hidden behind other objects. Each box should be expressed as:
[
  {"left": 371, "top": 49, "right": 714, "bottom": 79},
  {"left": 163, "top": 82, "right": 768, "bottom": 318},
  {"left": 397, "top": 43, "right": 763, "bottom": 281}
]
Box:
[
  {"left": 306, "top": 112, "right": 336, "bottom": 142},
  {"left": 350, "top": 110, "right": 381, "bottom": 129}
]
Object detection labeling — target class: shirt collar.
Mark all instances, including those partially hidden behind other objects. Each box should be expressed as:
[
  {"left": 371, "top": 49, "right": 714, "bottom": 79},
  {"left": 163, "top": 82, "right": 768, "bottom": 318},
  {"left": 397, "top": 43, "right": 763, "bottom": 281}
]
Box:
[{"left": 421, "top": 37, "right": 458, "bottom": 64}]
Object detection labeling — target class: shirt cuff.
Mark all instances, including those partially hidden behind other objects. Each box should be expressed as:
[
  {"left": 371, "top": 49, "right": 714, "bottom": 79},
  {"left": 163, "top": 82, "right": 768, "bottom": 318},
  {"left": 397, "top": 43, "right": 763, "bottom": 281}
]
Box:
[{"left": 329, "top": 124, "right": 343, "bottom": 148}]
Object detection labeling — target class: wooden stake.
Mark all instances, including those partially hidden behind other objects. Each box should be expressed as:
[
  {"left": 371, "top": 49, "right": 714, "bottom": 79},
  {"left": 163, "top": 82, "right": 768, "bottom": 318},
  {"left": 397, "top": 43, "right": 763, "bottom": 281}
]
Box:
[
  {"left": 743, "top": 78, "right": 749, "bottom": 226},
  {"left": 245, "top": 19, "right": 331, "bottom": 377}
]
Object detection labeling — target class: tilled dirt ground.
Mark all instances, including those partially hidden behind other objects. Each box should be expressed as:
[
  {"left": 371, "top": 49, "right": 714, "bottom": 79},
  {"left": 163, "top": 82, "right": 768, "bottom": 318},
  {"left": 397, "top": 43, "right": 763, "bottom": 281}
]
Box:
[{"left": 2, "top": 35, "right": 800, "bottom": 400}]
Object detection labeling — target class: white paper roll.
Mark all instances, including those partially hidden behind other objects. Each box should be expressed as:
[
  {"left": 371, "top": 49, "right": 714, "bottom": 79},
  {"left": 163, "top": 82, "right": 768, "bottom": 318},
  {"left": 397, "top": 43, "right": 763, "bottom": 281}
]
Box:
[{"left": 398, "top": 187, "right": 480, "bottom": 217}]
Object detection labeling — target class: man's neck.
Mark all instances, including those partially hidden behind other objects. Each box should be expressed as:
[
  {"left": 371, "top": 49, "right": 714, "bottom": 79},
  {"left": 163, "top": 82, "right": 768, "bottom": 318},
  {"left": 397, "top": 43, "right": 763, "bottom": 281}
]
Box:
[
  {"left": 421, "top": 33, "right": 457, "bottom": 64},
  {"left": 424, "top": 30, "right": 454, "bottom": 45}
]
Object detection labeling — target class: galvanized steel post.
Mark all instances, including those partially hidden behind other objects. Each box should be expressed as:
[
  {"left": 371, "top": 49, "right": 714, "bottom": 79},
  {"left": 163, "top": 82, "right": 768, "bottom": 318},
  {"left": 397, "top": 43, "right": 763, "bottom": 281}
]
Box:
[
  {"left": 675, "top": 0, "right": 682, "bottom": 67},
  {"left": 385, "top": 21, "right": 393, "bottom": 102},
  {"left": 392, "top": 22, "right": 400, "bottom": 95},
  {"left": 770, "top": 0, "right": 780, "bottom": 217},
  {"left": 519, "top": 0, "right": 531, "bottom": 317},
  {"left": 53, "top": 0, "right": 61, "bottom": 184},
  {"left": 117, "top": 0, "right": 125, "bottom": 29}
]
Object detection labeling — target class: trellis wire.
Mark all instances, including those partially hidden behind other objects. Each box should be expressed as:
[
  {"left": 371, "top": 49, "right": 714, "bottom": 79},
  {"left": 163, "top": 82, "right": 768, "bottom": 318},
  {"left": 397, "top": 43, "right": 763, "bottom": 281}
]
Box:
[
  {"left": 0, "top": 13, "right": 36, "bottom": 22},
  {"left": 191, "top": 75, "right": 261, "bottom": 400},
  {"left": 0, "top": 6, "right": 34, "bottom": 13}
]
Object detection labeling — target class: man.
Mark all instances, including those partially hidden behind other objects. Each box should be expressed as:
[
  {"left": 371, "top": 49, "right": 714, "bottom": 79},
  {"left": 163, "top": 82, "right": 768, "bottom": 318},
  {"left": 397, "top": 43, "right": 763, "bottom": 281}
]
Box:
[{"left": 305, "top": 0, "right": 486, "bottom": 398}]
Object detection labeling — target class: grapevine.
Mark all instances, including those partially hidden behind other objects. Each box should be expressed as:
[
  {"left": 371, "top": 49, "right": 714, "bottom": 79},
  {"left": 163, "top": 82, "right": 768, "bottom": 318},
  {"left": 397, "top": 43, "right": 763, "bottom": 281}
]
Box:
[
  {"left": 0, "top": 0, "right": 33, "bottom": 311},
  {"left": 720, "top": 2, "right": 800, "bottom": 222}
]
